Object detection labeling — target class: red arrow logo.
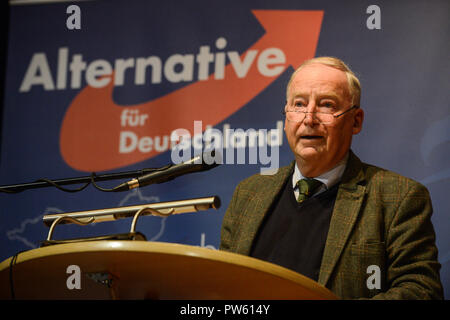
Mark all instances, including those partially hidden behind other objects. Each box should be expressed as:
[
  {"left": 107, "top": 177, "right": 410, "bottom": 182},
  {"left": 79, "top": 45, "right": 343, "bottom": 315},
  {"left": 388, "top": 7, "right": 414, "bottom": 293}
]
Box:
[{"left": 60, "top": 10, "right": 323, "bottom": 172}]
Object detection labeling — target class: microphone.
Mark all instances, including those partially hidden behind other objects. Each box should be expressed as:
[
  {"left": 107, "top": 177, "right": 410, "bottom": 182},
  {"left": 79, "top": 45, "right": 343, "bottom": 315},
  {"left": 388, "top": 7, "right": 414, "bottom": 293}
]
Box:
[{"left": 114, "top": 150, "right": 221, "bottom": 192}]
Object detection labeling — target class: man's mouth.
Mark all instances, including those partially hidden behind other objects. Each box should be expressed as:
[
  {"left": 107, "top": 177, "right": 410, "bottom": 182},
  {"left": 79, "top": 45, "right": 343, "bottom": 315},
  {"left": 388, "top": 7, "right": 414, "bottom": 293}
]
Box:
[{"left": 300, "top": 135, "right": 323, "bottom": 140}]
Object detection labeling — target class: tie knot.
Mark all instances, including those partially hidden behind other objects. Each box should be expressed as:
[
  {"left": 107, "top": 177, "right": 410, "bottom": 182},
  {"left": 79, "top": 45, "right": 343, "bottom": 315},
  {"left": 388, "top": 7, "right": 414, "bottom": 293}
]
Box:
[{"left": 296, "top": 178, "right": 322, "bottom": 203}]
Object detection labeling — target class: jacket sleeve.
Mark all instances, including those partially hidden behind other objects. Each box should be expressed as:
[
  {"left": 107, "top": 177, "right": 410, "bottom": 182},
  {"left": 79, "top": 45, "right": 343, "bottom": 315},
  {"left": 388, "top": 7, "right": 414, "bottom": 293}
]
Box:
[
  {"left": 219, "top": 182, "right": 241, "bottom": 252},
  {"left": 370, "top": 182, "right": 443, "bottom": 300}
]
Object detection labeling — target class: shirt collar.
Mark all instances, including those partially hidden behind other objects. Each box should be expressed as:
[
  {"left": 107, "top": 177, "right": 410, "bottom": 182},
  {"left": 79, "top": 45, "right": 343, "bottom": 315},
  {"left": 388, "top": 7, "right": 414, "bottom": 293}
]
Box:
[{"left": 293, "top": 152, "right": 349, "bottom": 191}]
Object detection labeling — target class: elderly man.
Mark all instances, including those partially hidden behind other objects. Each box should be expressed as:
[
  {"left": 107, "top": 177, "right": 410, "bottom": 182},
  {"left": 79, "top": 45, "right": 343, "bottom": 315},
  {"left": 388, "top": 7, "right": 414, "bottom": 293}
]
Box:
[{"left": 219, "top": 57, "right": 443, "bottom": 299}]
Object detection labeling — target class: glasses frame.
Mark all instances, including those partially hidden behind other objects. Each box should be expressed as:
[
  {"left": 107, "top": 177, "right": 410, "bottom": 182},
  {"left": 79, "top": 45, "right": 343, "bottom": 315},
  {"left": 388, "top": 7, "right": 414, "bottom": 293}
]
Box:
[{"left": 282, "top": 105, "right": 360, "bottom": 124}]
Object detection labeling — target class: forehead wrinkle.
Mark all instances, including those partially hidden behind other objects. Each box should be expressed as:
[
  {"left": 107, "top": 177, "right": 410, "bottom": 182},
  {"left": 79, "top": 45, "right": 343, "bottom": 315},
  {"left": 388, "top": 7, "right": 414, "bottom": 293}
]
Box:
[
  {"left": 291, "top": 77, "right": 346, "bottom": 92},
  {"left": 291, "top": 92, "right": 341, "bottom": 100},
  {"left": 287, "top": 64, "right": 352, "bottom": 103},
  {"left": 289, "top": 87, "right": 344, "bottom": 104}
]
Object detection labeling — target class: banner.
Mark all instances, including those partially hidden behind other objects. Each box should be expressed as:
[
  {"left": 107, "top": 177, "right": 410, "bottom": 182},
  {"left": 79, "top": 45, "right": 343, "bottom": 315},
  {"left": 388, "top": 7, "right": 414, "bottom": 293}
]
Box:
[{"left": 1, "top": 0, "right": 449, "bottom": 297}]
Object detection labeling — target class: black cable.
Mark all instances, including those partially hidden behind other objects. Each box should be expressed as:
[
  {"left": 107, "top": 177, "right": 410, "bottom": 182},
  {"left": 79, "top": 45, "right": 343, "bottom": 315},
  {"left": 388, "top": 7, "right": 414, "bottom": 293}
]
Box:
[
  {"left": 9, "top": 250, "right": 25, "bottom": 300},
  {"left": 90, "top": 172, "right": 119, "bottom": 192},
  {"left": 0, "top": 165, "right": 173, "bottom": 194},
  {"left": 35, "top": 178, "right": 91, "bottom": 193},
  {"left": 0, "top": 187, "right": 19, "bottom": 193}
]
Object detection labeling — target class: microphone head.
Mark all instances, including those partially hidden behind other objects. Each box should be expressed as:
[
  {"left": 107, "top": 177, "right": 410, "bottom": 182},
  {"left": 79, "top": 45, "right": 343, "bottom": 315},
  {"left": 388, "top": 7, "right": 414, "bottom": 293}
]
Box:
[
  {"left": 201, "top": 149, "right": 222, "bottom": 169},
  {"left": 182, "top": 149, "right": 221, "bottom": 169}
]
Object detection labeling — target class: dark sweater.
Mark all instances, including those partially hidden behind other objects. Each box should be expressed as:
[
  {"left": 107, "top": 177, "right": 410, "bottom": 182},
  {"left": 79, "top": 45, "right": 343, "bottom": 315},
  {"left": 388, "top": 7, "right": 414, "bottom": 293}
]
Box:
[{"left": 250, "top": 176, "right": 339, "bottom": 281}]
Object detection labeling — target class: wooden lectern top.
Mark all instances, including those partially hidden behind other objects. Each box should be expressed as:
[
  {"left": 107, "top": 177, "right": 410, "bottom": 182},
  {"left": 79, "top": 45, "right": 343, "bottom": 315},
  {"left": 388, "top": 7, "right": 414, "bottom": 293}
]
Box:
[{"left": 0, "top": 241, "right": 338, "bottom": 300}]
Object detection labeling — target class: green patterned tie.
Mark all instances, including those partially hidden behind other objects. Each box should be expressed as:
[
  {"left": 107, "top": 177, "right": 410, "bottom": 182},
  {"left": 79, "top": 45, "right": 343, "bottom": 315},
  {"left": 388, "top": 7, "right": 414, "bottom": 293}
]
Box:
[{"left": 296, "top": 178, "right": 323, "bottom": 203}]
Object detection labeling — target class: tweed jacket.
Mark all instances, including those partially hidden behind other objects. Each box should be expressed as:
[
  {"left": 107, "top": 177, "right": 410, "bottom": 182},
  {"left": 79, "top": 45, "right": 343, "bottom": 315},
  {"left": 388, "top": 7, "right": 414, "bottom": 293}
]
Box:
[{"left": 220, "top": 151, "right": 443, "bottom": 299}]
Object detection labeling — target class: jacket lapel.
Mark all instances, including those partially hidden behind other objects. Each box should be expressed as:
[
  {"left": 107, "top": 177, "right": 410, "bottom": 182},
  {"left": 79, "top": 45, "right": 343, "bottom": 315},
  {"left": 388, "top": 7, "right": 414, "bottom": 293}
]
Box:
[
  {"left": 238, "top": 162, "right": 295, "bottom": 255},
  {"left": 318, "top": 151, "right": 367, "bottom": 286}
]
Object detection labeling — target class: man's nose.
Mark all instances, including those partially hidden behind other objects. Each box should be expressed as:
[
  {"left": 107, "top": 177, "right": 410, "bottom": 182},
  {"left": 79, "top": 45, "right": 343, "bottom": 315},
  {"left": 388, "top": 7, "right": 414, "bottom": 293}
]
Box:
[
  {"left": 303, "top": 103, "right": 319, "bottom": 126},
  {"left": 303, "top": 112, "right": 315, "bottom": 126}
]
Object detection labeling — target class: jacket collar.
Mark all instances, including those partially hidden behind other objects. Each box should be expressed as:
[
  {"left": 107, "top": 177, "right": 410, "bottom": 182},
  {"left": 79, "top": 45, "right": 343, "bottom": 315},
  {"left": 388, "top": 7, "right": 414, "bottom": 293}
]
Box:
[{"left": 318, "top": 150, "right": 367, "bottom": 286}]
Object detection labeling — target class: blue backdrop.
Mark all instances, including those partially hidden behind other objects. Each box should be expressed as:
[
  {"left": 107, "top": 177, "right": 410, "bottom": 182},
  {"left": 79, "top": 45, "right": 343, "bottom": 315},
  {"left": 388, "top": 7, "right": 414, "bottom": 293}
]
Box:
[{"left": 1, "top": 0, "right": 449, "bottom": 298}]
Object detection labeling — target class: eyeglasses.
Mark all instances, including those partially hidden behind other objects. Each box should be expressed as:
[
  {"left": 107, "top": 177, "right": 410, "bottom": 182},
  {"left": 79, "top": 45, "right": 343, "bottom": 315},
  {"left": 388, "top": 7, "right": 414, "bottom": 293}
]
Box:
[{"left": 282, "top": 105, "right": 359, "bottom": 124}]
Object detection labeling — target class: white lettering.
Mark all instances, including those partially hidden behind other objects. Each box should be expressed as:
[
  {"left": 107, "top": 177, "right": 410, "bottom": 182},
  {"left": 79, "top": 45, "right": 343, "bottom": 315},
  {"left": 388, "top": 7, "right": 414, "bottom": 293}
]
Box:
[
  {"left": 138, "top": 136, "right": 153, "bottom": 153},
  {"left": 366, "top": 264, "right": 381, "bottom": 289},
  {"left": 257, "top": 48, "right": 286, "bottom": 77},
  {"left": 228, "top": 50, "right": 258, "bottom": 78},
  {"left": 66, "top": 265, "right": 81, "bottom": 290},
  {"left": 57, "top": 47, "right": 69, "bottom": 89},
  {"left": 19, "top": 53, "right": 55, "bottom": 92},
  {"left": 135, "top": 56, "right": 162, "bottom": 84},
  {"left": 69, "top": 54, "right": 86, "bottom": 89},
  {"left": 154, "top": 135, "right": 169, "bottom": 152},
  {"left": 170, "top": 128, "right": 192, "bottom": 163},
  {"left": 200, "top": 233, "right": 216, "bottom": 250},
  {"left": 366, "top": 5, "right": 381, "bottom": 30},
  {"left": 85, "top": 59, "right": 112, "bottom": 88},
  {"left": 119, "top": 131, "right": 138, "bottom": 153},
  {"left": 19, "top": 38, "right": 289, "bottom": 92},
  {"left": 66, "top": 5, "right": 81, "bottom": 30},
  {"left": 196, "top": 46, "right": 214, "bottom": 80},
  {"left": 114, "top": 58, "right": 135, "bottom": 86},
  {"left": 214, "top": 37, "right": 227, "bottom": 80},
  {"left": 164, "top": 54, "right": 194, "bottom": 83}
]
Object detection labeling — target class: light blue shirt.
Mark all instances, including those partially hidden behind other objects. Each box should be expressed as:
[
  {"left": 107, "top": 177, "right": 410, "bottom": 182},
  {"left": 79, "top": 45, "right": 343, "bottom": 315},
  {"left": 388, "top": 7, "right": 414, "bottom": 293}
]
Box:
[{"left": 293, "top": 152, "right": 349, "bottom": 199}]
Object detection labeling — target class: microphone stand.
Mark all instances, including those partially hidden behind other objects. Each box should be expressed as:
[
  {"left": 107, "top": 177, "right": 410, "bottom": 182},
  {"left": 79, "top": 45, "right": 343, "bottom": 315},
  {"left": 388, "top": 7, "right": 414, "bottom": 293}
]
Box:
[
  {"left": 0, "top": 167, "right": 170, "bottom": 193},
  {"left": 0, "top": 162, "right": 222, "bottom": 247}
]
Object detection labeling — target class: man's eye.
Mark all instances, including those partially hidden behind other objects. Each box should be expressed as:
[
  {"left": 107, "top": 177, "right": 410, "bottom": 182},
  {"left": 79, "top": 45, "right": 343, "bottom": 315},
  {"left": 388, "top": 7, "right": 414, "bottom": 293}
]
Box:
[
  {"left": 320, "top": 102, "right": 335, "bottom": 108},
  {"left": 294, "top": 101, "right": 307, "bottom": 108}
]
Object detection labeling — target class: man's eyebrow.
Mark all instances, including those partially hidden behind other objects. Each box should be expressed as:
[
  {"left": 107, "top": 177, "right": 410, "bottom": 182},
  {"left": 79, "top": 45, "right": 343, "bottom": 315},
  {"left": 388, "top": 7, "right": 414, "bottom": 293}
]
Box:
[
  {"left": 290, "top": 92, "right": 342, "bottom": 101},
  {"left": 316, "top": 93, "right": 341, "bottom": 101}
]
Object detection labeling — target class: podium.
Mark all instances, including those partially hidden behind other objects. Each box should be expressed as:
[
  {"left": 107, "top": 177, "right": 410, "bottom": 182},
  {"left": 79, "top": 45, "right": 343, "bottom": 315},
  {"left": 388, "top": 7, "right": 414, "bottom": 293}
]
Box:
[{"left": 0, "top": 241, "right": 337, "bottom": 300}]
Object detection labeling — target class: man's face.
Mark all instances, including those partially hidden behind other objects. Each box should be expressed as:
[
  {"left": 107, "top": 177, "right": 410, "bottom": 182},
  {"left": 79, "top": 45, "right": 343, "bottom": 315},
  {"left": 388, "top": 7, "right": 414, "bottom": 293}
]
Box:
[{"left": 284, "top": 63, "right": 364, "bottom": 177}]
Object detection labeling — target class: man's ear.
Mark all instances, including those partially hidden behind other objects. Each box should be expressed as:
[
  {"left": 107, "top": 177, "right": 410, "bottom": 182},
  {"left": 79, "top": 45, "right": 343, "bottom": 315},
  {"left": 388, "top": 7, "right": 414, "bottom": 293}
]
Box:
[{"left": 352, "top": 108, "right": 364, "bottom": 135}]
